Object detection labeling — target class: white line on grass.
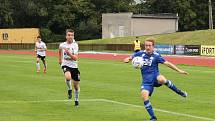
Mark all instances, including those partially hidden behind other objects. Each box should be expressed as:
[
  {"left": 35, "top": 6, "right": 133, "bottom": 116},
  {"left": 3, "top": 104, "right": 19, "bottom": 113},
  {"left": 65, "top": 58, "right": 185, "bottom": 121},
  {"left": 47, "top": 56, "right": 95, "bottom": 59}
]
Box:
[
  {"left": 100, "top": 99, "right": 215, "bottom": 121},
  {"left": 0, "top": 99, "right": 104, "bottom": 103},
  {"left": 0, "top": 99, "right": 214, "bottom": 121}
]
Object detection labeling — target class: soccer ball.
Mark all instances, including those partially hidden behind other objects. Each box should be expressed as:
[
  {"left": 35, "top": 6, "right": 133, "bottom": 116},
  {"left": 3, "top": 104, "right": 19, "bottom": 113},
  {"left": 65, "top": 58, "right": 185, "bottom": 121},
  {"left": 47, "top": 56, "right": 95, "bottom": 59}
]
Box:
[{"left": 132, "top": 57, "right": 143, "bottom": 69}]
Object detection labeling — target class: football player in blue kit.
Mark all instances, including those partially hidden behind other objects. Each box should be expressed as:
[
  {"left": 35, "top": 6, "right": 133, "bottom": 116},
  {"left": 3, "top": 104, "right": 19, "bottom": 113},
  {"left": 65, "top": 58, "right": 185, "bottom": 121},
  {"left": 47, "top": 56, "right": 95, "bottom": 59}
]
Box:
[{"left": 124, "top": 38, "right": 188, "bottom": 121}]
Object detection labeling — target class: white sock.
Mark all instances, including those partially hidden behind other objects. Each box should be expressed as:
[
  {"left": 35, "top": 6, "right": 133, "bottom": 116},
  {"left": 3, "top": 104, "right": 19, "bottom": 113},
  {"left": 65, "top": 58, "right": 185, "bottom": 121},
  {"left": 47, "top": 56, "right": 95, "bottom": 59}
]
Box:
[
  {"left": 66, "top": 80, "right": 72, "bottom": 90},
  {"left": 74, "top": 89, "right": 80, "bottom": 101},
  {"left": 36, "top": 63, "right": 40, "bottom": 71}
]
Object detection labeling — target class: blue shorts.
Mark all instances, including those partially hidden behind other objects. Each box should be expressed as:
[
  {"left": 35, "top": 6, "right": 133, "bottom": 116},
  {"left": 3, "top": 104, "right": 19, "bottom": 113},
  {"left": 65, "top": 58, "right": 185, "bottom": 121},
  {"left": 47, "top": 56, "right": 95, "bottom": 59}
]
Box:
[{"left": 141, "top": 74, "right": 162, "bottom": 96}]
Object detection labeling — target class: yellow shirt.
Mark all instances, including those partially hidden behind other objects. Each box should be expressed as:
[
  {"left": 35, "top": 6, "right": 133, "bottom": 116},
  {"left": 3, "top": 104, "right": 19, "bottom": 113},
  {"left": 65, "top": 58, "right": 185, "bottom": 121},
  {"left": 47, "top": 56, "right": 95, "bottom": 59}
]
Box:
[{"left": 134, "top": 40, "right": 141, "bottom": 51}]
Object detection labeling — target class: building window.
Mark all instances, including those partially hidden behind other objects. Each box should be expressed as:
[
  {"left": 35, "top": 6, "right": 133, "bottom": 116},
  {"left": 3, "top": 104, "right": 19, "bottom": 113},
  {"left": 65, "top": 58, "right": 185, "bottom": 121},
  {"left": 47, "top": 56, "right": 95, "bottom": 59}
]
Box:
[
  {"left": 108, "top": 24, "right": 115, "bottom": 38},
  {"left": 118, "top": 25, "right": 125, "bottom": 37}
]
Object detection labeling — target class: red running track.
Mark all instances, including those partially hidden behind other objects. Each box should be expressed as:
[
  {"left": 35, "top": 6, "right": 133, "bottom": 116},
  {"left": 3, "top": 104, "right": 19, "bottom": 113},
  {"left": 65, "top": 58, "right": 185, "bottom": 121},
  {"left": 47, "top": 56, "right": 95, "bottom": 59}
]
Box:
[{"left": 0, "top": 50, "right": 215, "bottom": 66}]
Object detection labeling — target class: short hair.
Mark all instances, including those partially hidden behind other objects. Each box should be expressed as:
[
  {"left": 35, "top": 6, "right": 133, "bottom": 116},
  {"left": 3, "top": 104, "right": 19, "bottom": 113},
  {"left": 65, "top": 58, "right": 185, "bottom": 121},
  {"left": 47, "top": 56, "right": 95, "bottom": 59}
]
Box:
[
  {"left": 66, "top": 29, "right": 74, "bottom": 34},
  {"left": 37, "top": 36, "right": 41, "bottom": 38},
  {"left": 145, "top": 37, "right": 155, "bottom": 46}
]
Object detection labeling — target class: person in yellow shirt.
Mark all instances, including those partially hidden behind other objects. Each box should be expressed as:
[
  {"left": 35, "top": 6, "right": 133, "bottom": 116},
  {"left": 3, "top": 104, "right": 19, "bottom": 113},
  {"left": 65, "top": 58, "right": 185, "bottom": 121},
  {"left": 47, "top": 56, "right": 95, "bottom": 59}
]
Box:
[{"left": 133, "top": 37, "right": 141, "bottom": 53}]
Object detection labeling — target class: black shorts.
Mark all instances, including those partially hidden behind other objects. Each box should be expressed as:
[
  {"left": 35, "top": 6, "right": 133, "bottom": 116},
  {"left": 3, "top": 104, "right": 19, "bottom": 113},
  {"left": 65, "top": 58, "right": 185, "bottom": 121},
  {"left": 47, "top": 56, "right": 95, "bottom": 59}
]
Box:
[
  {"left": 62, "top": 66, "right": 80, "bottom": 81},
  {"left": 134, "top": 50, "right": 140, "bottom": 53},
  {"left": 37, "top": 54, "right": 46, "bottom": 61}
]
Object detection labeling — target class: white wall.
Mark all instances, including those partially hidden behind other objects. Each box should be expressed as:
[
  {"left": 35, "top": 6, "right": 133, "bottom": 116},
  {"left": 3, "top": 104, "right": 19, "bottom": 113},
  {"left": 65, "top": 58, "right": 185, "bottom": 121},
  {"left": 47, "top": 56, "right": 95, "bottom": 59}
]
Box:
[
  {"left": 131, "top": 18, "right": 178, "bottom": 36},
  {"left": 102, "top": 13, "right": 178, "bottom": 38},
  {"left": 102, "top": 13, "right": 132, "bottom": 38}
]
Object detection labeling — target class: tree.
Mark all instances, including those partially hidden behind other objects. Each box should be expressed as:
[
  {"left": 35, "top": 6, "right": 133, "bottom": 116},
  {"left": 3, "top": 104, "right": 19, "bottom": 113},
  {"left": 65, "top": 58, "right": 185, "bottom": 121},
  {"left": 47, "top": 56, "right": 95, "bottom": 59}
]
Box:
[
  {"left": 12, "top": 0, "right": 49, "bottom": 28},
  {"left": 0, "top": 0, "right": 13, "bottom": 28},
  {"left": 144, "top": 0, "right": 210, "bottom": 31},
  {"left": 1, "top": 0, "right": 214, "bottom": 41}
]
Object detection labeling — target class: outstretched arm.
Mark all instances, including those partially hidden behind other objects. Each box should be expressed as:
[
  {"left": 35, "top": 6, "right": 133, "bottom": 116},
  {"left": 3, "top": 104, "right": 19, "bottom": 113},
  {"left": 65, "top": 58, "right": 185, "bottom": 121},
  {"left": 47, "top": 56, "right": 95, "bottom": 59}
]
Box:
[
  {"left": 123, "top": 56, "right": 132, "bottom": 63},
  {"left": 163, "top": 61, "right": 188, "bottom": 74}
]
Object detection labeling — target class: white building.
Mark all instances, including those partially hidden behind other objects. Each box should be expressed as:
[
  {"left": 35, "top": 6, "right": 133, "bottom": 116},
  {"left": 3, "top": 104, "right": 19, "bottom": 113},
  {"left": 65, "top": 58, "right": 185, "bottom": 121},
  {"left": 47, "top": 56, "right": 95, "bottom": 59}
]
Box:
[{"left": 102, "top": 12, "right": 179, "bottom": 38}]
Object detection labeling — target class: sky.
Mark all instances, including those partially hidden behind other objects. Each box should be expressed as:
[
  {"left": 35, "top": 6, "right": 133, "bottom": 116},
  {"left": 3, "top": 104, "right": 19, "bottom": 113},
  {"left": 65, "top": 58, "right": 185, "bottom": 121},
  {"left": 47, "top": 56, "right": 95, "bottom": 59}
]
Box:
[{"left": 134, "top": 0, "right": 146, "bottom": 4}]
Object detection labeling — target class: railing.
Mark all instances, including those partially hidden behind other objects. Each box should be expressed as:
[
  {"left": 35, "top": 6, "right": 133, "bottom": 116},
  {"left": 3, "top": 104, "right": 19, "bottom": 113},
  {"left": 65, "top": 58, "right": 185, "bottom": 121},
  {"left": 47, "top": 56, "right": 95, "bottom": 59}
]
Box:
[
  {"left": 0, "top": 43, "right": 137, "bottom": 51},
  {"left": 0, "top": 43, "right": 215, "bottom": 56}
]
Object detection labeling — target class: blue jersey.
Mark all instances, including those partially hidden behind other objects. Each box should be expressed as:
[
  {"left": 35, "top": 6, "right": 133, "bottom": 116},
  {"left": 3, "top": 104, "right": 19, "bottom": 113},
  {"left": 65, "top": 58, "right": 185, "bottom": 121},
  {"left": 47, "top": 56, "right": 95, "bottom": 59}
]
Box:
[{"left": 132, "top": 50, "right": 166, "bottom": 85}]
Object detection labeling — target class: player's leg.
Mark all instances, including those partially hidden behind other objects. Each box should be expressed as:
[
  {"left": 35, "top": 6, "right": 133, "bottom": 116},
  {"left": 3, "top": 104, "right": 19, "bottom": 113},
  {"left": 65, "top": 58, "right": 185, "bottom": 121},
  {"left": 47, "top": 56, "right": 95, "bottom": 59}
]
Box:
[
  {"left": 141, "top": 86, "right": 157, "bottom": 121},
  {"left": 41, "top": 57, "right": 47, "bottom": 73},
  {"left": 63, "top": 67, "right": 73, "bottom": 99},
  {"left": 73, "top": 81, "right": 80, "bottom": 106},
  {"left": 157, "top": 75, "right": 187, "bottom": 97},
  {"left": 71, "top": 68, "right": 80, "bottom": 106},
  {"left": 36, "top": 56, "right": 40, "bottom": 73}
]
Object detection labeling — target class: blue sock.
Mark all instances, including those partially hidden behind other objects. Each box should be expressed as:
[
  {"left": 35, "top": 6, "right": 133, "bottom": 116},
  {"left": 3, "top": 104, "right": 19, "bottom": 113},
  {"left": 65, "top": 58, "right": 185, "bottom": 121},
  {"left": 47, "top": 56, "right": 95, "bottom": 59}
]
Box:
[
  {"left": 165, "top": 80, "right": 182, "bottom": 95},
  {"left": 144, "top": 100, "right": 155, "bottom": 118}
]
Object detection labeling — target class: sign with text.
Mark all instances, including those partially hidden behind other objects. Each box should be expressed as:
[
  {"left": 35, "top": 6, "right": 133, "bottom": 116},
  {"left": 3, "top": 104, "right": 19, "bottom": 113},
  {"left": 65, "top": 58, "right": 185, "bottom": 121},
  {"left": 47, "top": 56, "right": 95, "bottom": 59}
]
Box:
[
  {"left": 201, "top": 45, "right": 215, "bottom": 56},
  {"left": 155, "top": 45, "right": 174, "bottom": 55},
  {"left": 184, "top": 45, "right": 200, "bottom": 55},
  {"left": 175, "top": 45, "right": 185, "bottom": 55},
  {"left": 2, "top": 33, "right": 8, "bottom": 40}
]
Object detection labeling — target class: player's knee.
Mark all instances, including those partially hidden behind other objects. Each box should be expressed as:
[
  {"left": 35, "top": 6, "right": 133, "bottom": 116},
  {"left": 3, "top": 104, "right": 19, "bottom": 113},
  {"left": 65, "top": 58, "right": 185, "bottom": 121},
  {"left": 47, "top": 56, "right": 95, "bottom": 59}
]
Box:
[
  {"left": 157, "top": 75, "right": 166, "bottom": 84},
  {"left": 74, "top": 84, "right": 79, "bottom": 90},
  {"left": 64, "top": 72, "right": 71, "bottom": 80},
  {"left": 141, "top": 90, "right": 149, "bottom": 101},
  {"left": 73, "top": 81, "right": 80, "bottom": 90}
]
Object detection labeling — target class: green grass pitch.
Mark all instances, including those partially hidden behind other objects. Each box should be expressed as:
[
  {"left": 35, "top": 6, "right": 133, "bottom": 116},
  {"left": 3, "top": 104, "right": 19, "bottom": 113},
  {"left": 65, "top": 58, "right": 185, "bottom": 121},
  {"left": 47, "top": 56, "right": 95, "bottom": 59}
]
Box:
[{"left": 0, "top": 54, "right": 215, "bottom": 121}]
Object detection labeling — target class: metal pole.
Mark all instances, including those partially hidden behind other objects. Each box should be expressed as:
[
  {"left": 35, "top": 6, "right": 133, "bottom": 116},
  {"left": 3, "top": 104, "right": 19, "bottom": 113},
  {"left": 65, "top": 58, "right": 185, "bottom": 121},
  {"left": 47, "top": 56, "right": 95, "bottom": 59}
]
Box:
[{"left": 209, "top": 0, "right": 213, "bottom": 29}]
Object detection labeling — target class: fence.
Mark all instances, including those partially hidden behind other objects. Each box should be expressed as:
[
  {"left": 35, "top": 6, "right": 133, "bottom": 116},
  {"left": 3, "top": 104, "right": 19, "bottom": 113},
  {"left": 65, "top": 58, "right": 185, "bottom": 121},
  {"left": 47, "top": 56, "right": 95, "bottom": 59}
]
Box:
[
  {"left": 0, "top": 43, "right": 35, "bottom": 50},
  {"left": 0, "top": 43, "right": 215, "bottom": 56},
  {"left": 0, "top": 43, "right": 136, "bottom": 51}
]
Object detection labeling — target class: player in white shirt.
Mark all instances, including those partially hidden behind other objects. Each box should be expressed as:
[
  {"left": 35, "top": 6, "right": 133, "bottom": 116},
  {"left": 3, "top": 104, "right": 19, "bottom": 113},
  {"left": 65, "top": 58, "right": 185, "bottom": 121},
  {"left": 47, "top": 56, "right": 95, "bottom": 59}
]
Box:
[
  {"left": 35, "top": 36, "right": 47, "bottom": 73},
  {"left": 59, "top": 29, "right": 80, "bottom": 106}
]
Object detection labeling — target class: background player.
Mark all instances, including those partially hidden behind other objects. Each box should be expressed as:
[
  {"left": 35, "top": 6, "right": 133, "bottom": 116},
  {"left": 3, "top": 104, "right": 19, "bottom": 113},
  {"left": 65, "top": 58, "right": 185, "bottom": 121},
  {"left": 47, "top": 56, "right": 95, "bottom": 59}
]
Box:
[
  {"left": 59, "top": 29, "right": 80, "bottom": 106},
  {"left": 133, "top": 36, "right": 141, "bottom": 53},
  {"left": 35, "top": 36, "right": 47, "bottom": 73},
  {"left": 124, "top": 37, "right": 188, "bottom": 121}
]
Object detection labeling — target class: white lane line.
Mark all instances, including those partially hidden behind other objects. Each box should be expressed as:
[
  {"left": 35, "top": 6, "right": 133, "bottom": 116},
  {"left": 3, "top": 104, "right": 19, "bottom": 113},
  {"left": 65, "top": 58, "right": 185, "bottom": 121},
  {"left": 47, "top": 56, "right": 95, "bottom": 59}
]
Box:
[
  {"left": 101, "top": 99, "right": 215, "bottom": 121},
  {"left": 0, "top": 99, "right": 214, "bottom": 121},
  {"left": 0, "top": 99, "right": 104, "bottom": 103}
]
